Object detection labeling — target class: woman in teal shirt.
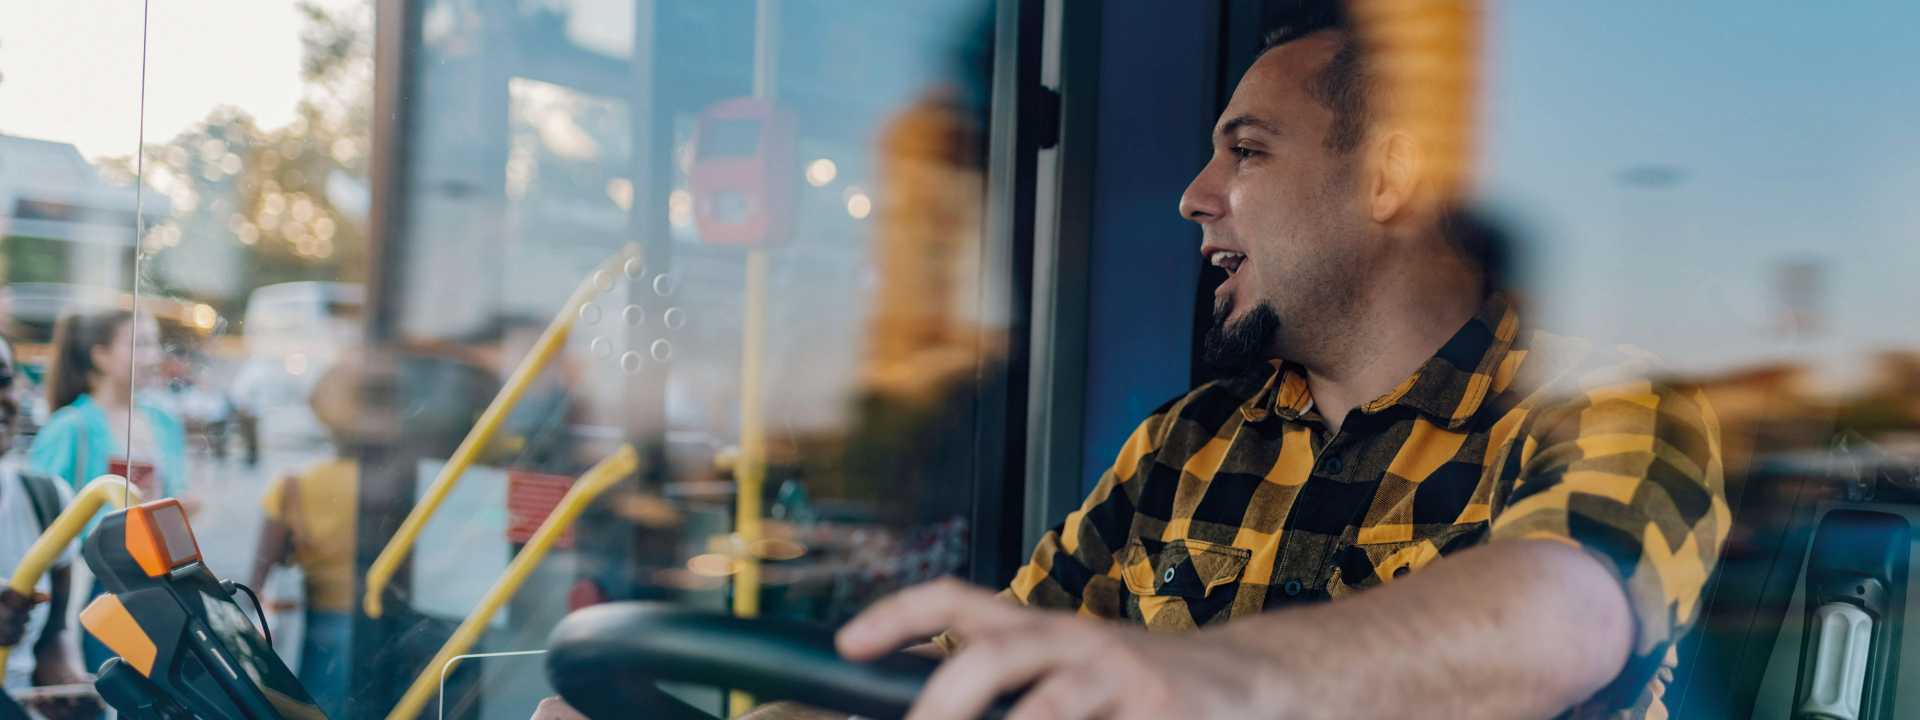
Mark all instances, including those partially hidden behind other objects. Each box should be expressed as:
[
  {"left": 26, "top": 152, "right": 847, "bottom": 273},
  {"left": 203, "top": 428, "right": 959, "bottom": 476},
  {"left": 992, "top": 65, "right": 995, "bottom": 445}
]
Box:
[
  {"left": 26, "top": 309, "right": 188, "bottom": 673},
  {"left": 28, "top": 310, "right": 187, "bottom": 501}
]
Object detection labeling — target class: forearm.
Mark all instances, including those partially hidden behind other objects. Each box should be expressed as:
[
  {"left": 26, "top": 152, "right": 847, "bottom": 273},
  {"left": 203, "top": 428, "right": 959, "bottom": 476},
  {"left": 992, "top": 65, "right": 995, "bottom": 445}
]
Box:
[
  {"left": 32, "top": 640, "right": 82, "bottom": 684},
  {"left": 38, "top": 567, "right": 72, "bottom": 647},
  {"left": 250, "top": 520, "right": 292, "bottom": 589},
  {"left": 1229, "top": 540, "right": 1633, "bottom": 720}
]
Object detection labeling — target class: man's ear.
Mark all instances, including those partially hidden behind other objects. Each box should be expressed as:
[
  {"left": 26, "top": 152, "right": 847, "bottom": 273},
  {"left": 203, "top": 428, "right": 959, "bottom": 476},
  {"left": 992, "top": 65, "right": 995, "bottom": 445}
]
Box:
[{"left": 1368, "top": 131, "right": 1422, "bottom": 223}]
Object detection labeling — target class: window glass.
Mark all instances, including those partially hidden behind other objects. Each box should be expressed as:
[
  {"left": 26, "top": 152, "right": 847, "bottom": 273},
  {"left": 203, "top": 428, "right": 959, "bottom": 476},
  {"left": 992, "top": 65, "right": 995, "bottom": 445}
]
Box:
[
  {"left": 0, "top": 3, "right": 156, "bottom": 437},
  {"left": 108, "top": 0, "right": 996, "bottom": 719},
  {"left": 14, "top": 2, "right": 1918, "bottom": 720},
  {"left": 1478, "top": 5, "right": 1920, "bottom": 718}
]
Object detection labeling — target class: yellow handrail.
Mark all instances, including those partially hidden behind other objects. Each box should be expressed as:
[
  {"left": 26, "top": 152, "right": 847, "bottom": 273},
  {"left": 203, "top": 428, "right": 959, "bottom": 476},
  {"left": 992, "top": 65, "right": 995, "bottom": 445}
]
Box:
[
  {"left": 0, "top": 475, "right": 140, "bottom": 683},
  {"left": 729, "top": 249, "right": 770, "bottom": 717},
  {"left": 364, "top": 244, "right": 642, "bottom": 618},
  {"left": 383, "top": 444, "right": 638, "bottom": 720}
]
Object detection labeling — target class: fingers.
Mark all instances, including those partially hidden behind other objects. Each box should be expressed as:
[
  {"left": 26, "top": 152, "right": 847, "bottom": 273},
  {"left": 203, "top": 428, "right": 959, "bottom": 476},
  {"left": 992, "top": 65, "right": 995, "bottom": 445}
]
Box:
[
  {"left": 840, "top": 578, "right": 1148, "bottom": 720},
  {"left": 1004, "top": 662, "right": 1130, "bottom": 720},
  {"left": 531, "top": 697, "right": 589, "bottom": 720},
  {"left": 28, "top": 694, "right": 93, "bottom": 720},
  {"left": 907, "top": 626, "right": 1089, "bottom": 720},
  {"left": 0, "top": 587, "right": 31, "bottom": 610},
  {"left": 838, "top": 578, "right": 1020, "bottom": 660}
]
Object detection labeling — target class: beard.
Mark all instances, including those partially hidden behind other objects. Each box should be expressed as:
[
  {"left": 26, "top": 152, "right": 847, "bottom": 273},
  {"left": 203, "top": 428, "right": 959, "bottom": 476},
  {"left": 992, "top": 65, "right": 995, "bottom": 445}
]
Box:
[{"left": 1202, "top": 294, "right": 1281, "bottom": 377}]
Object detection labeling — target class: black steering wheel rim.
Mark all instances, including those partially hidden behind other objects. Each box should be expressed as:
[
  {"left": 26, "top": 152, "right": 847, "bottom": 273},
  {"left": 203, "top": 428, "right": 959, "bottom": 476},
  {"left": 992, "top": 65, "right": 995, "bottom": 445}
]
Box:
[{"left": 546, "top": 602, "right": 985, "bottom": 720}]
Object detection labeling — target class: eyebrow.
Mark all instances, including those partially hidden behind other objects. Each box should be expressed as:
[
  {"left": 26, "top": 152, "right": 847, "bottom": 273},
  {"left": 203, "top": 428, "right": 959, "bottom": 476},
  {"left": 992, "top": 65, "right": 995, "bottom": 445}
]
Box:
[{"left": 1216, "top": 115, "right": 1282, "bottom": 139}]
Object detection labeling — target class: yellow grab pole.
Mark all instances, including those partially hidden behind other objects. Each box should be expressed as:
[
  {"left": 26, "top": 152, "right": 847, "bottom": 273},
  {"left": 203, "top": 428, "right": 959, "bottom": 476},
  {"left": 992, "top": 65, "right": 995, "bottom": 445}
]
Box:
[
  {"left": 364, "top": 244, "right": 642, "bottom": 618},
  {"left": 729, "top": 248, "right": 770, "bottom": 717},
  {"left": 733, "top": 0, "right": 778, "bottom": 712},
  {"left": 383, "top": 444, "right": 637, "bottom": 720},
  {"left": 0, "top": 475, "right": 139, "bottom": 683}
]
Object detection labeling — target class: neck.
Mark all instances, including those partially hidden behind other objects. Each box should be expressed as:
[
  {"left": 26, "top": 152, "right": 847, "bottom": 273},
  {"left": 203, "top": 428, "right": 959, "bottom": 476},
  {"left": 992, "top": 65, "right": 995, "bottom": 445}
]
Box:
[
  {"left": 91, "top": 377, "right": 133, "bottom": 411},
  {"left": 1294, "top": 256, "right": 1483, "bottom": 432}
]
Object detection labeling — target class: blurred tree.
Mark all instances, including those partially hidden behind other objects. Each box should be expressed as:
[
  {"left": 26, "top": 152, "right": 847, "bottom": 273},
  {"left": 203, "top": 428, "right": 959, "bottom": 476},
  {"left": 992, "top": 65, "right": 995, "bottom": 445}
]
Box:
[{"left": 115, "top": 1, "right": 372, "bottom": 321}]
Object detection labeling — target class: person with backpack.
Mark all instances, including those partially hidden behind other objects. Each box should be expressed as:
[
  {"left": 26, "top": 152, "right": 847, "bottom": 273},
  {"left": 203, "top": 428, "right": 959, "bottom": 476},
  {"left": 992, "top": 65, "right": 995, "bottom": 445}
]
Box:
[{"left": 0, "top": 335, "right": 98, "bottom": 720}]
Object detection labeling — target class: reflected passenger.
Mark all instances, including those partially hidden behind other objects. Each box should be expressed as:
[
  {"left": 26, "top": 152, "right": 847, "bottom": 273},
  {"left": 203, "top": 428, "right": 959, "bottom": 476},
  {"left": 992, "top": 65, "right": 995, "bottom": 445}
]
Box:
[
  {"left": 27, "top": 309, "right": 190, "bottom": 673},
  {"left": 249, "top": 359, "right": 359, "bottom": 720},
  {"left": 0, "top": 335, "right": 98, "bottom": 720},
  {"left": 28, "top": 310, "right": 188, "bottom": 506}
]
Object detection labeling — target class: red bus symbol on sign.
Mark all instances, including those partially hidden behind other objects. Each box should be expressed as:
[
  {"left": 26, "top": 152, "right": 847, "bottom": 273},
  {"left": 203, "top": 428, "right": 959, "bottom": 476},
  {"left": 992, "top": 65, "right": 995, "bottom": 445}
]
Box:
[{"left": 507, "top": 471, "right": 576, "bottom": 548}]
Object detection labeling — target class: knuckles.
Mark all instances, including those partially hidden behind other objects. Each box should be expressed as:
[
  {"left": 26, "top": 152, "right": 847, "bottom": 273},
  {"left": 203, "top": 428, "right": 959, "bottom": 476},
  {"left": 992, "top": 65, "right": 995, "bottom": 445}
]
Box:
[{"left": 531, "top": 697, "right": 584, "bottom": 720}]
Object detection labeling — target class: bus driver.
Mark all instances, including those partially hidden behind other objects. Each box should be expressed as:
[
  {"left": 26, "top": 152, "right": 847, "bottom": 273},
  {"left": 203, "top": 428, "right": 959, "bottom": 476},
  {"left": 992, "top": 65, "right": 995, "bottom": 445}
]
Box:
[{"left": 540, "top": 4, "right": 1726, "bottom": 719}]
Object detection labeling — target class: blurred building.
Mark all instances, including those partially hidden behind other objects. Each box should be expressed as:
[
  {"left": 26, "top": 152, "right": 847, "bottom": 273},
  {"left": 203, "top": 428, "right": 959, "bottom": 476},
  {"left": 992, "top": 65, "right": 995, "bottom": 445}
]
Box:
[{"left": 0, "top": 133, "right": 169, "bottom": 290}]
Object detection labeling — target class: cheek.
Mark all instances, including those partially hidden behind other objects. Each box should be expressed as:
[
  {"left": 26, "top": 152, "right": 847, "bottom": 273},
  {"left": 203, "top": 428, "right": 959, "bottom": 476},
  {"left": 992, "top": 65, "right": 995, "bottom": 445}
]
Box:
[{"left": 1228, "top": 171, "right": 1321, "bottom": 233}]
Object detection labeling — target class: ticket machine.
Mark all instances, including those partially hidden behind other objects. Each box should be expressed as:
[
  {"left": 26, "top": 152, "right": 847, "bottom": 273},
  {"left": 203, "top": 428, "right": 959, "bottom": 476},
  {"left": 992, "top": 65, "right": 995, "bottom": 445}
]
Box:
[
  {"left": 79, "top": 499, "right": 324, "bottom": 720},
  {"left": 77, "top": 498, "right": 982, "bottom": 720}
]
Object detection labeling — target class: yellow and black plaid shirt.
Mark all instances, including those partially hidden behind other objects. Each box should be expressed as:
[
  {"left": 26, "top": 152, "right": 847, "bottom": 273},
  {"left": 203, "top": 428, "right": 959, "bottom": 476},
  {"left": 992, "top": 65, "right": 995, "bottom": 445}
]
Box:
[{"left": 998, "top": 293, "right": 1728, "bottom": 719}]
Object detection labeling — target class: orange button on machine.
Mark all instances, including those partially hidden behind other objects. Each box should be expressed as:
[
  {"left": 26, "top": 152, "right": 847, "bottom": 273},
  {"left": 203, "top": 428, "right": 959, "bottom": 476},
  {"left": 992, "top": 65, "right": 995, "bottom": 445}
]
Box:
[{"left": 79, "top": 594, "right": 158, "bottom": 676}]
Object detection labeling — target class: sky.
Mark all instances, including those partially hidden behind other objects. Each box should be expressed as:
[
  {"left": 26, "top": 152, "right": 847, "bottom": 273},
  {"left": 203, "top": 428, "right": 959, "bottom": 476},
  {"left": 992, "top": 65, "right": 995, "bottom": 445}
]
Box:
[
  {"left": 1483, "top": 0, "right": 1920, "bottom": 388},
  {"left": 0, "top": 0, "right": 364, "bottom": 162}
]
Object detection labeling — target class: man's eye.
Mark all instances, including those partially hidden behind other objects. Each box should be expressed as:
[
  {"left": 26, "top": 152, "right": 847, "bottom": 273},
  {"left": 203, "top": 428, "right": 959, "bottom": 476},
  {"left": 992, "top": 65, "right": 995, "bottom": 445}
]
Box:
[{"left": 1232, "top": 147, "right": 1261, "bottom": 160}]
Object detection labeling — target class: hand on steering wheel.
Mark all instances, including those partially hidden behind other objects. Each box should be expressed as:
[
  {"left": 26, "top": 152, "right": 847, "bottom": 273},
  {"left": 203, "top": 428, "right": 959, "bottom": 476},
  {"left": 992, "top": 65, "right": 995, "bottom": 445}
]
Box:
[
  {"left": 530, "top": 697, "right": 590, "bottom": 720},
  {"left": 837, "top": 578, "right": 1288, "bottom": 720}
]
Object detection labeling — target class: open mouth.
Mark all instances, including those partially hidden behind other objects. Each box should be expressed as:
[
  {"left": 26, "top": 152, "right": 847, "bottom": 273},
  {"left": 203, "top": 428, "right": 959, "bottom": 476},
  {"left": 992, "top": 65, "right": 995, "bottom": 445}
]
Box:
[{"left": 1209, "top": 250, "right": 1247, "bottom": 275}]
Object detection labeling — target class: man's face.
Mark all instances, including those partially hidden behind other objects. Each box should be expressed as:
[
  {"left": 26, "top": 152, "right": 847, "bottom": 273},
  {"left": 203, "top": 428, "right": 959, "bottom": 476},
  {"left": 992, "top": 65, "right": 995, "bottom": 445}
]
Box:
[{"left": 1180, "top": 32, "right": 1372, "bottom": 371}]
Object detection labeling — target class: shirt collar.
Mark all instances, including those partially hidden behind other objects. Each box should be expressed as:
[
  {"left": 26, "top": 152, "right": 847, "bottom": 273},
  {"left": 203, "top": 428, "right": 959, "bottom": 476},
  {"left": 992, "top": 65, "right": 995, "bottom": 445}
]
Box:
[{"left": 1243, "top": 293, "right": 1520, "bottom": 430}]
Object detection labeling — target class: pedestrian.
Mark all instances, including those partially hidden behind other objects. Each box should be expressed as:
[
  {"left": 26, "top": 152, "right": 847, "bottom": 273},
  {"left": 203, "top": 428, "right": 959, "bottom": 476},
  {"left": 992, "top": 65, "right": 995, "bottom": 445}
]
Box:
[
  {"left": 0, "top": 334, "right": 98, "bottom": 720},
  {"left": 250, "top": 358, "right": 359, "bottom": 720},
  {"left": 26, "top": 309, "right": 190, "bottom": 672}
]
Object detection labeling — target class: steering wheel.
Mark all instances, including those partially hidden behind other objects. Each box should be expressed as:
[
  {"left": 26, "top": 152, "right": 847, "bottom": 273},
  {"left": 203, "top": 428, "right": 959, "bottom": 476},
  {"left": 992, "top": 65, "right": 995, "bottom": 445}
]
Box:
[{"left": 546, "top": 602, "right": 1010, "bottom": 720}]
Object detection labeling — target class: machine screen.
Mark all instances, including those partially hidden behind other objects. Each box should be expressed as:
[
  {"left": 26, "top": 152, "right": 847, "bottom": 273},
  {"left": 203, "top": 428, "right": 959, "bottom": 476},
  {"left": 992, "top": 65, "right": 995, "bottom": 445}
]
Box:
[
  {"left": 151, "top": 505, "right": 199, "bottom": 565},
  {"left": 198, "top": 591, "right": 327, "bottom": 720}
]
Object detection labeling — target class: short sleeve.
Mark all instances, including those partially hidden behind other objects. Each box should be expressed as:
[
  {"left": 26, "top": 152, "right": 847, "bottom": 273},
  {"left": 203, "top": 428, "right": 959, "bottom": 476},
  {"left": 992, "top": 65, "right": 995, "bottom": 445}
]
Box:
[
  {"left": 259, "top": 474, "right": 291, "bottom": 524},
  {"left": 26, "top": 416, "right": 81, "bottom": 490},
  {"left": 1005, "top": 410, "right": 1175, "bottom": 616},
  {"left": 1489, "top": 351, "right": 1729, "bottom": 709},
  {"left": 931, "top": 398, "right": 1184, "bottom": 652}
]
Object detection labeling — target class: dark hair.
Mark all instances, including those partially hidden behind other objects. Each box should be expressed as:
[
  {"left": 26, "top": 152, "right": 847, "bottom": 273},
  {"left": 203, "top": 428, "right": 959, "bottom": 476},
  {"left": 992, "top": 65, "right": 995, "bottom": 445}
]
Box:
[
  {"left": 1255, "top": 4, "right": 1495, "bottom": 277},
  {"left": 46, "top": 309, "right": 134, "bottom": 413},
  {"left": 1255, "top": 1, "right": 1370, "bottom": 154}
]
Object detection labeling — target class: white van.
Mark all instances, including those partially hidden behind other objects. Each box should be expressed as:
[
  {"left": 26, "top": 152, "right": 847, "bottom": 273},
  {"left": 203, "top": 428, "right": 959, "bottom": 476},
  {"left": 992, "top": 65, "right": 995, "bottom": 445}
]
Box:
[{"left": 234, "top": 282, "right": 364, "bottom": 445}]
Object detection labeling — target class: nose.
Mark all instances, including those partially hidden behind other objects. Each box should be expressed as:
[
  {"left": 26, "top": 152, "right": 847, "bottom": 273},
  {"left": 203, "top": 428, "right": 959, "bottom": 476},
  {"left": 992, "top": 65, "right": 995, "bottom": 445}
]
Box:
[{"left": 1179, "top": 157, "right": 1224, "bottom": 224}]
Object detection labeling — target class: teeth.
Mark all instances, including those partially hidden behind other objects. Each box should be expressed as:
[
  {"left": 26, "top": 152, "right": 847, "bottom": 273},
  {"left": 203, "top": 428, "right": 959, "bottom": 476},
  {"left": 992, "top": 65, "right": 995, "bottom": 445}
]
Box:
[{"left": 1209, "top": 251, "right": 1246, "bottom": 274}]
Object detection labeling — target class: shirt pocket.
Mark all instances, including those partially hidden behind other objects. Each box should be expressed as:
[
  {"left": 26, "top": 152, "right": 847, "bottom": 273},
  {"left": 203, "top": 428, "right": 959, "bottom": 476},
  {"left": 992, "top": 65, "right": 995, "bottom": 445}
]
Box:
[
  {"left": 1119, "top": 537, "right": 1251, "bottom": 599},
  {"left": 1332, "top": 522, "right": 1487, "bottom": 596}
]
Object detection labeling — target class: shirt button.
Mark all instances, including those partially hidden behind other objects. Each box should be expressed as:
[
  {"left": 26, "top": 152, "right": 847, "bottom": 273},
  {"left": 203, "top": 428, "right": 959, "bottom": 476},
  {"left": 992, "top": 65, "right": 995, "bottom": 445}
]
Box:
[
  {"left": 1322, "top": 456, "right": 1344, "bottom": 474},
  {"left": 1283, "top": 579, "right": 1303, "bottom": 596},
  {"left": 1163, "top": 568, "right": 1176, "bottom": 583},
  {"left": 1393, "top": 566, "right": 1410, "bottom": 579}
]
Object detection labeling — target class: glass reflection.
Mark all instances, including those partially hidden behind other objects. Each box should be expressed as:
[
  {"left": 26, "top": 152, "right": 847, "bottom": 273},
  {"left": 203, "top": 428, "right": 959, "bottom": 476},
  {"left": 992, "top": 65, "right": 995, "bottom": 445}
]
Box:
[{"left": 6, "top": 2, "right": 1914, "bottom": 720}]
